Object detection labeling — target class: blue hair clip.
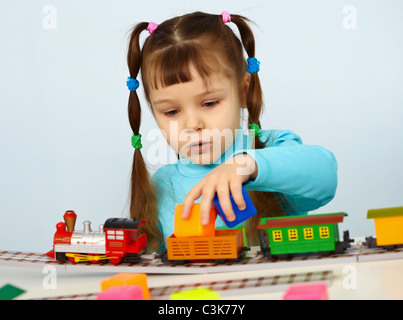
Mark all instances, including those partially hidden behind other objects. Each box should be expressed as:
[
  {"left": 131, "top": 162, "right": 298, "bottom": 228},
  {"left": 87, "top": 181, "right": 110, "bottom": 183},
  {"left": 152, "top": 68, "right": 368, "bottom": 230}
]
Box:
[
  {"left": 247, "top": 58, "right": 260, "bottom": 74},
  {"left": 126, "top": 77, "right": 140, "bottom": 91}
]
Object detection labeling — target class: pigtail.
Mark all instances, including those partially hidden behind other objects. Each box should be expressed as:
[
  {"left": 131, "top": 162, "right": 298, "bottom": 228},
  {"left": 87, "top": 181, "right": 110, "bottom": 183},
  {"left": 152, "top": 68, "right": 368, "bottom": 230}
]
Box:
[
  {"left": 229, "top": 15, "right": 264, "bottom": 147},
  {"left": 230, "top": 15, "right": 287, "bottom": 245},
  {"left": 127, "top": 23, "right": 164, "bottom": 252}
]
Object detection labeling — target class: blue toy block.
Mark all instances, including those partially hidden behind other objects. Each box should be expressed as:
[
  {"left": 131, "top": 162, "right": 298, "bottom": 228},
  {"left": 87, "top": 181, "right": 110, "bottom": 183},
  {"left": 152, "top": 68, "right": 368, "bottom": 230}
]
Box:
[{"left": 213, "top": 187, "right": 257, "bottom": 228}]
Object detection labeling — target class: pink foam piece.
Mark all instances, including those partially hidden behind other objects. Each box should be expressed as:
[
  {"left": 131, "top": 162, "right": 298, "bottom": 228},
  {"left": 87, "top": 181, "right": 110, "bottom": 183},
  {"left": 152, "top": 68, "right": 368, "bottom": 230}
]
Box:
[
  {"left": 96, "top": 285, "right": 144, "bottom": 300},
  {"left": 283, "top": 282, "right": 329, "bottom": 300}
]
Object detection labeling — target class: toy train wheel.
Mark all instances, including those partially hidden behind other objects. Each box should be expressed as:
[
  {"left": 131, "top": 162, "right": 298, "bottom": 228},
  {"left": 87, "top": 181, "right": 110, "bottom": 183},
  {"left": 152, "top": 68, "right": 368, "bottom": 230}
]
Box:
[
  {"left": 272, "top": 254, "right": 291, "bottom": 260},
  {"left": 319, "top": 251, "right": 332, "bottom": 257},
  {"left": 158, "top": 249, "right": 190, "bottom": 265},
  {"left": 365, "top": 236, "right": 400, "bottom": 251},
  {"left": 215, "top": 247, "right": 251, "bottom": 264},
  {"left": 88, "top": 254, "right": 100, "bottom": 264},
  {"left": 109, "top": 257, "right": 122, "bottom": 265},
  {"left": 383, "top": 245, "right": 399, "bottom": 251},
  {"left": 67, "top": 255, "right": 78, "bottom": 264}
]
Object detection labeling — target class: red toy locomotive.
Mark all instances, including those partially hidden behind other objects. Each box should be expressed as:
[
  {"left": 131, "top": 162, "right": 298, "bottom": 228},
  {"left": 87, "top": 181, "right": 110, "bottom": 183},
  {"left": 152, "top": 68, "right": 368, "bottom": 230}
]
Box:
[{"left": 46, "top": 210, "right": 147, "bottom": 264}]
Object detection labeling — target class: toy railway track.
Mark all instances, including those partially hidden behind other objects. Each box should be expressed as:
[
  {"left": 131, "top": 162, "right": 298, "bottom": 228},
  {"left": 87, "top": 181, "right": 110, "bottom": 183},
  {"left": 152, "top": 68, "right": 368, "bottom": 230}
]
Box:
[
  {"left": 0, "top": 251, "right": 63, "bottom": 265},
  {"left": 30, "top": 270, "right": 334, "bottom": 300},
  {"left": 40, "top": 207, "right": 403, "bottom": 270},
  {"left": 1, "top": 245, "right": 403, "bottom": 274}
]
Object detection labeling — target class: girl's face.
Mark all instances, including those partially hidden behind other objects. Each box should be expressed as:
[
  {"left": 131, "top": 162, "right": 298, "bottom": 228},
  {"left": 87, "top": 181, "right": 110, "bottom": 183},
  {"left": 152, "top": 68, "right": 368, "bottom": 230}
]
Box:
[{"left": 149, "top": 68, "right": 247, "bottom": 165}]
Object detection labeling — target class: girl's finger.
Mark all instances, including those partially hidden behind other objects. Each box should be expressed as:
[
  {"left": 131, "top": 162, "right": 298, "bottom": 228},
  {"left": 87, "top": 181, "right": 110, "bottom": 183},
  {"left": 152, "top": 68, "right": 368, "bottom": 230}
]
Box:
[
  {"left": 200, "top": 187, "right": 217, "bottom": 225},
  {"left": 217, "top": 183, "right": 236, "bottom": 222},
  {"left": 182, "top": 184, "right": 203, "bottom": 219},
  {"left": 229, "top": 179, "right": 246, "bottom": 211}
]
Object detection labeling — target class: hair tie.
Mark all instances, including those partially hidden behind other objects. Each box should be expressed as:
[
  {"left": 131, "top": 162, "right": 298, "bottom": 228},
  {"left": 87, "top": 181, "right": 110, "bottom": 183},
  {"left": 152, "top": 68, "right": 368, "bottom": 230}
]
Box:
[
  {"left": 131, "top": 134, "right": 142, "bottom": 149},
  {"left": 147, "top": 22, "right": 158, "bottom": 34},
  {"left": 221, "top": 11, "right": 231, "bottom": 23},
  {"left": 126, "top": 77, "right": 139, "bottom": 91},
  {"left": 249, "top": 124, "right": 262, "bottom": 138},
  {"left": 247, "top": 57, "right": 260, "bottom": 74}
]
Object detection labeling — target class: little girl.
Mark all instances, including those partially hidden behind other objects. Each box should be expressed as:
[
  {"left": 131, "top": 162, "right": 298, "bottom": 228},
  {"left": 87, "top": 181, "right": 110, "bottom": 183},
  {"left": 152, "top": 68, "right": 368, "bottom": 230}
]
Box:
[{"left": 126, "top": 11, "right": 338, "bottom": 252}]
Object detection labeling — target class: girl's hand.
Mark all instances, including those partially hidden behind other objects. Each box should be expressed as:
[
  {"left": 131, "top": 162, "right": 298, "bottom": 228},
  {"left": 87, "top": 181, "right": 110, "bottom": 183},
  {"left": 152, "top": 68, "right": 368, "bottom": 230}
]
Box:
[{"left": 181, "top": 154, "right": 258, "bottom": 225}]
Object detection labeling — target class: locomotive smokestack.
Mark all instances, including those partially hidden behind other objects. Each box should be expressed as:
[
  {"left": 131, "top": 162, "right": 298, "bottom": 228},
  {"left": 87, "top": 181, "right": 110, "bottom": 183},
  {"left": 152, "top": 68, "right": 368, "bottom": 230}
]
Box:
[
  {"left": 83, "top": 220, "right": 92, "bottom": 234},
  {"left": 64, "top": 210, "right": 77, "bottom": 233}
]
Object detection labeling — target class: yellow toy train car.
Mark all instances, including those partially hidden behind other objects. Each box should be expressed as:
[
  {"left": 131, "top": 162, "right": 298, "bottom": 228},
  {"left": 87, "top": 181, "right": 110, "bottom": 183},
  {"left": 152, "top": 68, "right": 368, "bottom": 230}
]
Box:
[{"left": 366, "top": 206, "right": 403, "bottom": 249}]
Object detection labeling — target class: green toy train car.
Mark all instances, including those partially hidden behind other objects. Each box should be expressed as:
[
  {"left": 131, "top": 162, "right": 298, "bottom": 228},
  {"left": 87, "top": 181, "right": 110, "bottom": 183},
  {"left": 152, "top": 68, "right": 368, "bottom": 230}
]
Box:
[{"left": 257, "top": 212, "right": 352, "bottom": 259}]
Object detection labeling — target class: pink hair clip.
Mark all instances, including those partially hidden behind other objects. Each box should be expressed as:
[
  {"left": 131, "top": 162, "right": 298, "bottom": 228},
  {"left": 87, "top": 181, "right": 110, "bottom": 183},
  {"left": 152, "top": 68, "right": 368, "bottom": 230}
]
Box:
[
  {"left": 221, "top": 11, "right": 231, "bottom": 23},
  {"left": 147, "top": 22, "right": 158, "bottom": 34}
]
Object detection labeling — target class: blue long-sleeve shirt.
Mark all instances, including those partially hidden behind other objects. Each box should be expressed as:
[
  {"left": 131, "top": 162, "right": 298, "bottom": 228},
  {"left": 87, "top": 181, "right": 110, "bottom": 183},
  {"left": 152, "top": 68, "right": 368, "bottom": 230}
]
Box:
[{"left": 152, "top": 128, "right": 338, "bottom": 243}]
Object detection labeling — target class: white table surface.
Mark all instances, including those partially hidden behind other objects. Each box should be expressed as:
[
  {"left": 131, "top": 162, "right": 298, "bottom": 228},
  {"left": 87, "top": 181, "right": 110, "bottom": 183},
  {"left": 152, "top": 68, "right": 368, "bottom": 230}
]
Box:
[{"left": 1, "top": 254, "right": 403, "bottom": 300}]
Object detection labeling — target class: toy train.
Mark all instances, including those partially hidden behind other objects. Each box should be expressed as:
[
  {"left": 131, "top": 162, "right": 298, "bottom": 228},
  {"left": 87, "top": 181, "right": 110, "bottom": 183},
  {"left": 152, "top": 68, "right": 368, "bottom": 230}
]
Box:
[
  {"left": 160, "top": 228, "right": 249, "bottom": 264},
  {"left": 258, "top": 212, "right": 353, "bottom": 259},
  {"left": 46, "top": 205, "right": 403, "bottom": 265},
  {"left": 365, "top": 206, "right": 403, "bottom": 250},
  {"left": 46, "top": 210, "right": 147, "bottom": 264},
  {"left": 159, "top": 202, "right": 250, "bottom": 264}
]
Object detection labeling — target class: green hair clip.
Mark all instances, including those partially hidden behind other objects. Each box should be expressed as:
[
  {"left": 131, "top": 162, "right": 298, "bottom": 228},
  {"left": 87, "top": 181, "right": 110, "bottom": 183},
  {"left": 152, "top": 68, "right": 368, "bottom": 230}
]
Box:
[
  {"left": 249, "top": 124, "right": 261, "bottom": 138},
  {"left": 131, "top": 134, "right": 142, "bottom": 149}
]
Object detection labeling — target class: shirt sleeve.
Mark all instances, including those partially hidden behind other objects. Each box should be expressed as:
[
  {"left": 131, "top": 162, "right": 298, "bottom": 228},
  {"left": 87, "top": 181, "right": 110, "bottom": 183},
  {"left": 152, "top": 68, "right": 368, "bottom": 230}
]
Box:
[{"left": 235, "top": 130, "right": 338, "bottom": 214}]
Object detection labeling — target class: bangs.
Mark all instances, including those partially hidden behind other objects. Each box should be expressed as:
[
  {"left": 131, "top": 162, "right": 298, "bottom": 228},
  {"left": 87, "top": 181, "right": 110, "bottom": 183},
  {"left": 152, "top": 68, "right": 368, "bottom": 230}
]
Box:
[{"left": 143, "top": 42, "right": 224, "bottom": 91}]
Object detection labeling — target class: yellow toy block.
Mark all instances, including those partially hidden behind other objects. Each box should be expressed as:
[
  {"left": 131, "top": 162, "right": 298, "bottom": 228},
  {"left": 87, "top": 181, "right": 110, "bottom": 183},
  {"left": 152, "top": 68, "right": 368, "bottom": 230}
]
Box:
[
  {"left": 100, "top": 273, "right": 150, "bottom": 300},
  {"left": 171, "top": 287, "right": 220, "bottom": 300},
  {"left": 174, "top": 204, "right": 216, "bottom": 238}
]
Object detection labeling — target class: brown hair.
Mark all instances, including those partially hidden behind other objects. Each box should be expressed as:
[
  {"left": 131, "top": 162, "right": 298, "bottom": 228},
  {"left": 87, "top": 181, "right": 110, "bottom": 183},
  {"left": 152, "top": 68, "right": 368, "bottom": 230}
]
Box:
[{"left": 127, "top": 12, "right": 286, "bottom": 251}]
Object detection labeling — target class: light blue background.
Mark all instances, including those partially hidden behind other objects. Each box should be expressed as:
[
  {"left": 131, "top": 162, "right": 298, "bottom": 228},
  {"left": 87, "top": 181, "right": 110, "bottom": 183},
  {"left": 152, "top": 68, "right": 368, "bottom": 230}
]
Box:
[{"left": 1, "top": 0, "right": 402, "bottom": 253}]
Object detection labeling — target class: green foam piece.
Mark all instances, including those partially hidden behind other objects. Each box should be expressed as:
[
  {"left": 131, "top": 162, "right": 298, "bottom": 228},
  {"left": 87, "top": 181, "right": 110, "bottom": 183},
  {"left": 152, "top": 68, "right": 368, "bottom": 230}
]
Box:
[{"left": 0, "top": 284, "right": 26, "bottom": 300}]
